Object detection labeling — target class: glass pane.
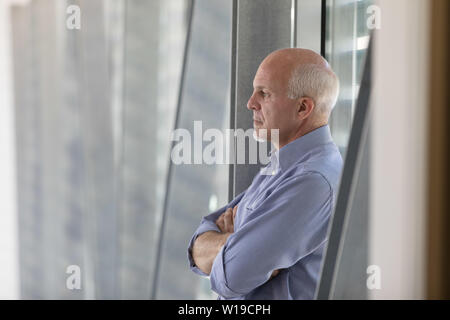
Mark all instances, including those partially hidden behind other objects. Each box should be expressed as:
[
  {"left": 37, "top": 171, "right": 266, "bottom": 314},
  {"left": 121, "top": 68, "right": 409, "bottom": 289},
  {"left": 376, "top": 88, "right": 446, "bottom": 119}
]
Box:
[
  {"left": 324, "top": 0, "right": 373, "bottom": 299},
  {"left": 117, "top": 0, "right": 187, "bottom": 299},
  {"left": 326, "top": 0, "right": 372, "bottom": 158},
  {"left": 155, "top": 0, "right": 232, "bottom": 300},
  {"left": 8, "top": 0, "right": 188, "bottom": 299}
]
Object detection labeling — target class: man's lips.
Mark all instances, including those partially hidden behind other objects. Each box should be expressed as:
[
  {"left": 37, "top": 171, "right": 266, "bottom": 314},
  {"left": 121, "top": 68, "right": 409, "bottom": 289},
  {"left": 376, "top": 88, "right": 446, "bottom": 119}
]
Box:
[{"left": 253, "top": 118, "right": 263, "bottom": 123}]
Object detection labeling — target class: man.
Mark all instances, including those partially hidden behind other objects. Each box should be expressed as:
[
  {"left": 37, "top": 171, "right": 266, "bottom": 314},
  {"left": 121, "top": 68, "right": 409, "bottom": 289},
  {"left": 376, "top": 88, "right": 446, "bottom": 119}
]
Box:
[{"left": 187, "top": 48, "right": 343, "bottom": 299}]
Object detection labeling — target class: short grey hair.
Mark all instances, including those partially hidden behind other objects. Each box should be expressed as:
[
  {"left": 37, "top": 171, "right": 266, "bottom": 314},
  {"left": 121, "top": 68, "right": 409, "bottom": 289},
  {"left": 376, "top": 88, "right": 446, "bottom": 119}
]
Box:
[{"left": 287, "top": 63, "right": 340, "bottom": 116}]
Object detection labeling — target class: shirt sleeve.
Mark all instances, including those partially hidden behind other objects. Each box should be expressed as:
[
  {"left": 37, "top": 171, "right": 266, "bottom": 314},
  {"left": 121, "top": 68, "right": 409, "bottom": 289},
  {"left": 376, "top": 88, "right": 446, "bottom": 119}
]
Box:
[
  {"left": 209, "top": 172, "right": 334, "bottom": 298},
  {"left": 187, "top": 190, "right": 247, "bottom": 276}
]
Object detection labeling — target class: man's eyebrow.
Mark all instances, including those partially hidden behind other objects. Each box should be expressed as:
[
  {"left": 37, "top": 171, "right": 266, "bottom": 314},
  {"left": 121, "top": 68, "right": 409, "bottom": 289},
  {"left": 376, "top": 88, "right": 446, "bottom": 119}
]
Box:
[{"left": 254, "top": 85, "right": 269, "bottom": 90}]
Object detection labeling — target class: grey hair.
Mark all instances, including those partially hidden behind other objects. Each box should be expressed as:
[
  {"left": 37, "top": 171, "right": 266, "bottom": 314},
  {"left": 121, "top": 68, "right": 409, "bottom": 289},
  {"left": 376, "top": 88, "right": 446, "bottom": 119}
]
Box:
[{"left": 287, "top": 63, "right": 340, "bottom": 116}]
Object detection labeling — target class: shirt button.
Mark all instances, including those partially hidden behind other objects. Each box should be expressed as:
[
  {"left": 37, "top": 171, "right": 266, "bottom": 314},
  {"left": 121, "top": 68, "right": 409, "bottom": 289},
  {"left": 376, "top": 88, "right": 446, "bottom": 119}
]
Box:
[{"left": 272, "top": 170, "right": 276, "bottom": 175}]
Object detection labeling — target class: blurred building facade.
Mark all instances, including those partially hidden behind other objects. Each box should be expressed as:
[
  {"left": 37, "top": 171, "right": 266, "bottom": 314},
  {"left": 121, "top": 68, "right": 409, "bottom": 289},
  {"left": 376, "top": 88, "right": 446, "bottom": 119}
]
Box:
[{"left": 10, "top": 0, "right": 231, "bottom": 299}]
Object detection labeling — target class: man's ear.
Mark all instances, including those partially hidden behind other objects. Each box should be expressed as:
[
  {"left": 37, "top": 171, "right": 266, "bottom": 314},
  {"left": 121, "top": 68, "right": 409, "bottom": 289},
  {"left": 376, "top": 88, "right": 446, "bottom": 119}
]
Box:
[{"left": 297, "top": 97, "right": 315, "bottom": 120}]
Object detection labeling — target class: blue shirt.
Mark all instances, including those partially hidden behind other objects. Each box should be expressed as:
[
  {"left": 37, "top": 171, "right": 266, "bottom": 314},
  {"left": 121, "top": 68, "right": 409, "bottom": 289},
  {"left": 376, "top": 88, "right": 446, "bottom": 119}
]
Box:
[{"left": 187, "top": 124, "right": 343, "bottom": 299}]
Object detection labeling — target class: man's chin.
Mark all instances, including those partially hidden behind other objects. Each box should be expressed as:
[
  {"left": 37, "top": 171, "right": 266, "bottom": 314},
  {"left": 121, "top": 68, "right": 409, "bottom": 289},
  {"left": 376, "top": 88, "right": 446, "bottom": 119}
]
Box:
[{"left": 253, "top": 129, "right": 268, "bottom": 142}]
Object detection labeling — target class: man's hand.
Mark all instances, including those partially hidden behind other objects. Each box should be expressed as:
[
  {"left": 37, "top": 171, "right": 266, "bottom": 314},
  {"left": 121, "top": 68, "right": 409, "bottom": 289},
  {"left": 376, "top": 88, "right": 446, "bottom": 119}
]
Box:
[
  {"left": 215, "top": 205, "right": 238, "bottom": 233},
  {"left": 269, "top": 269, "right": 280, "bottom": 280},
  {"left": 214, "top": 205, "right": 281, "bottom": 281},
  {"left": 192, "top": 231, "right": 231, "bottom": 275},
  {"left": 192, "top": 206, "right": 239, "bottom": 275}
]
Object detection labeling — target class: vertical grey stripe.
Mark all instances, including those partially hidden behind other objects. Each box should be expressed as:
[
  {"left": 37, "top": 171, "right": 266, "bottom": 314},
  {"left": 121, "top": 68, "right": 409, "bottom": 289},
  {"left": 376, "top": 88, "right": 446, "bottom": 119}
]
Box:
[
  {"left": 291, "top": 0, "right": 297, "bottom": 48},
  {"left": 233, "top": 0, "right": 292, "bottom": 197},
  {"left": 228, "top": 0, "right": 238, "bottom": 203},
  {"left": 150, "top": 0, "right": 195, "bottom": 300}
]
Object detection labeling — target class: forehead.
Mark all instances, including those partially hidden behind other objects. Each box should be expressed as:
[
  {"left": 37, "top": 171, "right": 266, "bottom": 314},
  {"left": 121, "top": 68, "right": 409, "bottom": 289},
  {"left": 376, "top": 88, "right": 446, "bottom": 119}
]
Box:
[{"left": 253, "top": 62, "right": 289, "bottom": 92}]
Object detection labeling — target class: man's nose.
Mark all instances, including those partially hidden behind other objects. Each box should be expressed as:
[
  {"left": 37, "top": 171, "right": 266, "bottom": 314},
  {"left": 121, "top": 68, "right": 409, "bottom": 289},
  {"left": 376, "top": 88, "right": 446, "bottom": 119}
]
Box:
[{"left": 247, "top": 93, "right": 260, "bottom": 111}]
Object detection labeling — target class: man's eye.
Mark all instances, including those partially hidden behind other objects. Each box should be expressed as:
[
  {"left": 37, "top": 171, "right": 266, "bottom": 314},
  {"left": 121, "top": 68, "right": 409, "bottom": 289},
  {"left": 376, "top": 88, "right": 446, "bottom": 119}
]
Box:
[{"left": 261, "top": 91, "right": 268, "bottom": 97}]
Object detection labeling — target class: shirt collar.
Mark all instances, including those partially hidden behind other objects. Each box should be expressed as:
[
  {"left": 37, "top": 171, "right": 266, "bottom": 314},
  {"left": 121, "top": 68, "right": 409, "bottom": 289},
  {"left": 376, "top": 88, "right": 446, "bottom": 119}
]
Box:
[{"left": 270, "top": 124, "right": 333, "bottom": 172}]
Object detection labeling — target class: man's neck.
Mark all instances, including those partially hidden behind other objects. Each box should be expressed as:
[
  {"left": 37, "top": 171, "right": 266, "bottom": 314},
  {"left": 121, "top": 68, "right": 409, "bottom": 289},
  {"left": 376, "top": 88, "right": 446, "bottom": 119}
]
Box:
[{"left": 275, "top": 121, "right": 328, "bottom": 150}]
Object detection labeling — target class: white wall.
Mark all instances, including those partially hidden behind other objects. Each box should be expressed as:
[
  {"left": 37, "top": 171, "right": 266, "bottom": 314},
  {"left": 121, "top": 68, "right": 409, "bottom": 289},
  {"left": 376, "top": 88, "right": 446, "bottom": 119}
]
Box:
[
  {"left": 370, "top": 0, "right": 430, "bottom": 299},
  {"left": 0, "top": 0, "right": 26, "bottom": 300}
]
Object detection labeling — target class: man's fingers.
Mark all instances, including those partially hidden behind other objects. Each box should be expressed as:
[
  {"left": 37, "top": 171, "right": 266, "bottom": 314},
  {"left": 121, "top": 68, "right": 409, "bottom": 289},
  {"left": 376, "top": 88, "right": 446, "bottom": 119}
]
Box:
[
  {"left": 223, "top": 208, "right": 234, "bottom": 233},
  {"left": 216, "top": 214, "right": 225, "bottom": 233},
  {"left": 269, "top": 269, "right": 280, "bottom": 280},
  {"left": 216, "top": 207, "right": 236, "bottom": 234},
  {"left": 232, "top": 205, "right": 238, "bottom": 220}
]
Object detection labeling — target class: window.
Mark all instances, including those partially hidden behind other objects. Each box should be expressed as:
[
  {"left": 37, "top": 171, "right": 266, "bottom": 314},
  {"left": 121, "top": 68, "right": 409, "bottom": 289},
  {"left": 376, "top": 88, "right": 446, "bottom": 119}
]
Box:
[{"left": 326, "top": 0, "right": 373, "bottom": 158}]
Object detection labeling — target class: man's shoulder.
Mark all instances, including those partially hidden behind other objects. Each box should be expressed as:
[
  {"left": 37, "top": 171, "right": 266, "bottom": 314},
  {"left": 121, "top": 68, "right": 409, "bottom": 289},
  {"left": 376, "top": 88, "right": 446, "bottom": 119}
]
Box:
[{"left": 288, "top": 144, "right": 343, "bottom": 192}]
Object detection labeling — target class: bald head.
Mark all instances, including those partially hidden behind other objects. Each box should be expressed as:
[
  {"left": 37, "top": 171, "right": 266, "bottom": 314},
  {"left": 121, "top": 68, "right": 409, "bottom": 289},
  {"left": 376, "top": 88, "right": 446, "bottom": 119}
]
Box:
[
  {"left": 258, "top": 48, "right": 339, "bottom": 118},
  {"left": 263, "top": 48, "right": 329, "bottom": 69}
]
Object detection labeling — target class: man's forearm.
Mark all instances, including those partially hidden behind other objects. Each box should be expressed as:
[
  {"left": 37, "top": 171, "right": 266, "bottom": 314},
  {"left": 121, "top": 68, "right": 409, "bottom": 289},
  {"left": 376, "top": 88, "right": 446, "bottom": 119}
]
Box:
[{"left": 192, "top": 231, "right": 231, "bottom": 275}]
